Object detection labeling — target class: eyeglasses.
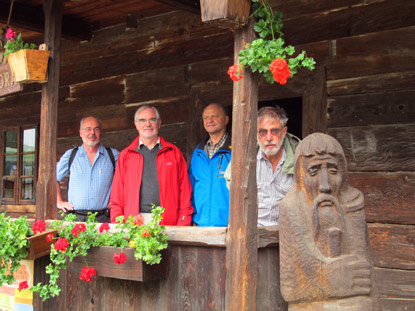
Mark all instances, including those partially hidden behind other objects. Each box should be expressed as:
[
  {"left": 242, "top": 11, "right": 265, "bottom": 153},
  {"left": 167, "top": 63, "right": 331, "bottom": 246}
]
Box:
[
  {"left": 82, "top": 127, "right": 101, "bottom": 133},
  {"left": 136, "top": 118, "right": 159, "bottom": 125},
  {"left": 258, "top": 128, "right": 282, "bottom": 137}
]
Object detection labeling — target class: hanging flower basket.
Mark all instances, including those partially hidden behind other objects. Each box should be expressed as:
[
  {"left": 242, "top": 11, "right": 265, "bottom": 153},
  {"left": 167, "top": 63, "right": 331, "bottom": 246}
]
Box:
[{"left": 7, "top": 47, "right": 50, "bottom": 83}]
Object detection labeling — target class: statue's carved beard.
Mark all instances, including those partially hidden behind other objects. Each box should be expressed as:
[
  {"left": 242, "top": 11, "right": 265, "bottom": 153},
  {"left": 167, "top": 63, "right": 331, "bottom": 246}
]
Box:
[{"left": 312, "top": 193, "right": 344, "bottom": 241}]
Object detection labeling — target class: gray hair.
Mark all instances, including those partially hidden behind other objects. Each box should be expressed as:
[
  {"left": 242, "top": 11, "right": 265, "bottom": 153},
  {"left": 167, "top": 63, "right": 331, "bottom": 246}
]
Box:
[
  {"left": 80, "top": 116, "right": 102, "bottom": 130},
  {"left": 134, "top": 105, "right": 161, "bottom": 122},
  {"left": 257, "top": 106, "right": 288, "bottom": 128}
]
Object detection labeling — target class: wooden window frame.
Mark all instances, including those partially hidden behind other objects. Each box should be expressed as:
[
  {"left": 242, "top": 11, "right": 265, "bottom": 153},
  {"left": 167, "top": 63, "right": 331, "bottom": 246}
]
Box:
[{"left": 1, "top": 124, "right": 39, "bottom": 205}]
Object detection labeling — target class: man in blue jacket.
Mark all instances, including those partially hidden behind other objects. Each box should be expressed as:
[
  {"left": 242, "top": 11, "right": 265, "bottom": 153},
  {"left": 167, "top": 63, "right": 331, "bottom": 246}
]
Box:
[{"left": 189, "top": 103, "right": 231, "bottom": 226}]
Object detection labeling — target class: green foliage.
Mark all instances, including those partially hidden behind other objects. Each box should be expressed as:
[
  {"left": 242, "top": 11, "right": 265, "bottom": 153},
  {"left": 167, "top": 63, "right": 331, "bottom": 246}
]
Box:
[
  {"left": 238, "top": 0, "right": 316, "bottom": 84},
  {"left": 4, "top": 33, "right": 37, "bottom": 58},
  {"left": 0, "top": 212, "right": 33, "bottom": 286},
  {"left": 32, "top": 206, "right": 168, "bottom": 301}
]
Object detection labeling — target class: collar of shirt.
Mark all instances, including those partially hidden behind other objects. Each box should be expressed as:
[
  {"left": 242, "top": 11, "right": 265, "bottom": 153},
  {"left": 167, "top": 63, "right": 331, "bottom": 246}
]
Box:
[
  {"left": 138, "top": 137, "right": 161, "bottom": 151},
  {"left": 205, "top": 132, "right": 228, "bottom": 159},
  {"left": 78, "top": 144, "right": 105, "bottom": 157},
  {"left": 206, "top": 132, "right": 228, "bottom": 148},
  {"left": 257, "top": 146, "right": 287, "bottom": 169}
]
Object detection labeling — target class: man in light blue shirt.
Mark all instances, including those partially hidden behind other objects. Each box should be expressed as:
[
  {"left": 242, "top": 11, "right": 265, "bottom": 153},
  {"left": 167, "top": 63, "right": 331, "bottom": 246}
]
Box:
[{"left": 56, "top": 116, "right": 119, "bottom": 222}]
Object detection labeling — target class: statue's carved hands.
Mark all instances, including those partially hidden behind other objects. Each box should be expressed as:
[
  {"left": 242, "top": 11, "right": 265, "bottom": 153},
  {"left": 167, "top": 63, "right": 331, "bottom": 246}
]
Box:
[{"left": 327, "top": 255, "right": 371, "bottom": 298}]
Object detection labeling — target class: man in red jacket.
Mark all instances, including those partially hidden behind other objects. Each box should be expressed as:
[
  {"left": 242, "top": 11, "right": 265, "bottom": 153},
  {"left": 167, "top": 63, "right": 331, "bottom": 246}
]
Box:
[{"left": 110, "top": 105, "right": 193, "bottom": 225}]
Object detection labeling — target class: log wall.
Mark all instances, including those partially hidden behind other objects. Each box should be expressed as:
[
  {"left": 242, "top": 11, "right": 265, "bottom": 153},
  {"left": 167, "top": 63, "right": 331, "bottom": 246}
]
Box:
[{"left": 1, "top": 0, "right": 414, "bottom": 309}]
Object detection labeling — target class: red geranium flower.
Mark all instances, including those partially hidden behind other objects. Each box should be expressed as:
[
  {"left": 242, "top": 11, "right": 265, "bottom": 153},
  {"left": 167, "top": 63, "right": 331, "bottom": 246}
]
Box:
[
  {"left": 269, "top": 58, "right": 291, "bottom": 85},
  {"left": 142, "top": 228, "right": 151, "bottom": 237},
  {"left": 18, "top": 281, "right": 29, "bottom": 291},
  {"left": 46, "top": 233, "right": 54, "bottom": 243},
  {"left": 113, "top": 252, "right": 127, "bottom": 265},
  {"left": 133, "top": 215, "right": 145, "bottom": 226},
  {"left": 80, "top": 267, "right": 96, "bottom": 282},
  {"left": 227, "top": 64, "right": 243, "bottom": 82},
  {"left": 54, "top": 238, "right": 69, "bottom": 252},
  {"left": 32, "top": 219, "right": 46, "bottom": 234},
  {"left": 72, "top": 223, "right": 87, "bottom": 237},
  {"left": 99, "top": 222, "right": 110, "bottom": 233},
  {"left": 6, "top": 28, "right": 16, "bottom": 41}
]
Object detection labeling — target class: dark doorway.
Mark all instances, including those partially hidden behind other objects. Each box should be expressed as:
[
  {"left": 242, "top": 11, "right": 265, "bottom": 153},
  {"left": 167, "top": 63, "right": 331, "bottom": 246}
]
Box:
[{"left": 259, "top": 97, "right": 303, "bottom": 139}]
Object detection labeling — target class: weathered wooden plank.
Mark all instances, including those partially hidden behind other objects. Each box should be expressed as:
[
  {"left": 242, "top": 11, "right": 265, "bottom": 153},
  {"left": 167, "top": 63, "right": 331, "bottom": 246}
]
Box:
[
  {"left": 258, "top": 225, "right": 279, "bottom": 248},
  {"left": 179, "top": 246, "right": 198, "bottom": 310},
  {"left": 327, "top": 71, "right": 415, "bottom": 96},
  {"left": 349, "top": 172, "right": 415, "bottom": 225},
  {"left": 368, "top": 224, "right": 415, "bottom": 270},
  {"left": 327, "top": 90, "right": 415, "bottom": 128},
  {"left": 0, "top": 204, "right": 36, "bottom": 214},
  {"left": 257, "top": 247, "right": 288, "bottom": 311},
  {"left": 281, "top": 0, "right": 415, "bottom": 46},
  {"left": 379, "top": 298, "right": 415, "bottom": 311},
  {"left": 0, "top": 92, "right": 42, "bottom": 120},
  {"left": 226, "top": 17, "right": 259, "bottom": 311},
  {"left": 125, "top": 66, "right": 190, "bottom": 103},
  {"left": 59, "top": 32, "right": 234, "bottom": 86},
  {"left": 269, "top": 0, "right": 362, "bottom": 19},
  {"left": 140, "top": 280, "right": 161, "bottom": 310},
  {"left": 375, "top": 267, "right": 415, "bottom": 298},
  {"left": 210, "top": 247, "right": 226, "bottom": 310},
  {"left": 327, "top": 26, "right": 415, "bottom": 80},
  {"left": 328, "top": 124, "right": 415, "bottom": 171},
  {"left": 101, "top": 275, "right": 123, "bottom": 311},
  {"left": 36, "top": 0, "right": 63, "bottom": 221},
  {"left": 162, "top": 245, "right": 179, "bottom": 311},
  {"left": 123, "top": 279, "right": 141, "bottom": 311}
]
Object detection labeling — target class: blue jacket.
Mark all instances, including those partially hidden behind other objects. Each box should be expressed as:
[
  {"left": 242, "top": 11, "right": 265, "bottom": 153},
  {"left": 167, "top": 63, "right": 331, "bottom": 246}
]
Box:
[{"left": 189, "top": 134, "right": 231, "bottom": 226}]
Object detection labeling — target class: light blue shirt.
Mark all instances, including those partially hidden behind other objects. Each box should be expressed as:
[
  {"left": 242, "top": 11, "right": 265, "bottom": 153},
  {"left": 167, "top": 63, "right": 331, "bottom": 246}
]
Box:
[{"left": 56, "top": 144, "right": 119, "bottom": 210}]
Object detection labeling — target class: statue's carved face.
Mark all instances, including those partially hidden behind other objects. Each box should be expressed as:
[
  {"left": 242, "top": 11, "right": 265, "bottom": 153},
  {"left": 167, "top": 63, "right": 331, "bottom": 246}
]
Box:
[{"left": 302, "top": 153, "right": 343, "bottom": 208}]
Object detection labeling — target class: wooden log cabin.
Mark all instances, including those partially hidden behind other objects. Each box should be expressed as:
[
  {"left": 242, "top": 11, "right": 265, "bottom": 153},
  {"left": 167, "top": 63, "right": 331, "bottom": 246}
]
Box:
[{"left": 0, "top": 0, "right": 414, "bottom": 310}]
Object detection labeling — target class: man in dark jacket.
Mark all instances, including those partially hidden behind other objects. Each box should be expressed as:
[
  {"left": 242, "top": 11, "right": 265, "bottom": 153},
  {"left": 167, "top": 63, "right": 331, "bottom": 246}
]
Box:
[{"left": 189, "top": 103, "right": 231, "bottom": 226}]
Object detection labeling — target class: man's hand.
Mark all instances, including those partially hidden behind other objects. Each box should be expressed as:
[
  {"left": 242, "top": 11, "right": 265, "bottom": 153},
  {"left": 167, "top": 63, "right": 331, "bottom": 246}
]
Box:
[{"left": 57, "top": 200, "right": 74, "bottom": 212}]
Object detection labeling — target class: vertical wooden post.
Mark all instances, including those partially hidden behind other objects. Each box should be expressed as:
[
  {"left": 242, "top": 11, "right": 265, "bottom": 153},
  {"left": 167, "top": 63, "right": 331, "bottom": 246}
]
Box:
[
  {"left": 36, "top": 0, "right": 63, "bottom": 220},
  {"left": 225, "top": 17, "right": 258, "bottom": 311}
]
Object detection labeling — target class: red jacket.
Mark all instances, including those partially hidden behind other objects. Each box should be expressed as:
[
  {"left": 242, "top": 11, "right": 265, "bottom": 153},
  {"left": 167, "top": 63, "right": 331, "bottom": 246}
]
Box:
[{"left": 110, "top": 136, "right": 193, "bottom": 225}]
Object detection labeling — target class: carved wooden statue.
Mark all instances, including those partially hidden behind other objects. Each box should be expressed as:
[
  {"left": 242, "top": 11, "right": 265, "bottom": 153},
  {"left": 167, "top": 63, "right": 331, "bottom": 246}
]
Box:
[{"left": 279, "top": 133, "right": 380, "bottom": 311}]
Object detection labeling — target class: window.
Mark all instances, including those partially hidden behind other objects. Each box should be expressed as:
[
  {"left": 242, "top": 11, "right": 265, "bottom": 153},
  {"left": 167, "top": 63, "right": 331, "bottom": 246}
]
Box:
[{"left": 1, "top": 126, "right": 38, "bottom": 204}]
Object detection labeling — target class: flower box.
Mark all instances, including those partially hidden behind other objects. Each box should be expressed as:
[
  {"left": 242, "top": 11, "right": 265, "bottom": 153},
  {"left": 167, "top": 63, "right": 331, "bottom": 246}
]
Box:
[
  {"left": 7, "top": 48, "right": 50, "bottom": 83},
  {"left": 69, "top": 246, "right": 169, "bottom": 282},
  {"left": 26, "top": 229, "right": 56, "bottom": 260}
]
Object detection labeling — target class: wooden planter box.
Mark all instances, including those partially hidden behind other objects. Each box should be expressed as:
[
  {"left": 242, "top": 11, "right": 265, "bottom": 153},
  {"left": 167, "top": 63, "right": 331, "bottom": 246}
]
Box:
[
  {"left": 69, "top": 246, "right": 169, "bottom": 282},
  {"left": 7, "top": 49, "right": 50, "bottom": 83},
  {"left": 26, "top": 229, "right": 56, "bottom": 260},
  {"left": 200, "top": 0, "right": 251, "bottom": 26}
]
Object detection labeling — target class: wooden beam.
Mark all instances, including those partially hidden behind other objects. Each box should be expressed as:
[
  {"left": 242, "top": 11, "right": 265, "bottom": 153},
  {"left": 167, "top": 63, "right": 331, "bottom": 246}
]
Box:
[
  {"left": 153, "top": 0, "right": 200, "bottom": 14},
  {"left": 0, "top": 0, "right": 91, "bottom": 41},
  {"left": 36, "top": 0, "right": 63, "bottom": 221},
  {"left": 226, "top": 17, "right": 258, "bottom": 311},
  {"left": 199, "top": 0, "right": 251, "bottom": 28}
]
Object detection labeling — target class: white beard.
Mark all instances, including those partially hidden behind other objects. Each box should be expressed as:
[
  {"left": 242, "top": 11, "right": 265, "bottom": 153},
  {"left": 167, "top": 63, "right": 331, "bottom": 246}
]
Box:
[{"left": 260, "top": 138, "right": 283, "bottom": 157}]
